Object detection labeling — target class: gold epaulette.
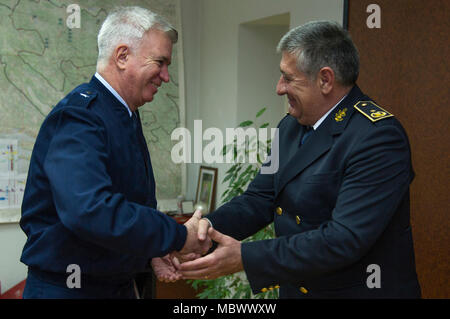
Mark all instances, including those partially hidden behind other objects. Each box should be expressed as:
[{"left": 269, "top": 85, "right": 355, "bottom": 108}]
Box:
[{"left": 354, "top": 101, "right": 394, "bottom": 122}]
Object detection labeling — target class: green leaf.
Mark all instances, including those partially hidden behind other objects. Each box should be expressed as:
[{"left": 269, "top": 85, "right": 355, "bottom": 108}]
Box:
[
  {"left": 259, "top": 122, "right": 269, "bottom": 128},
  {"left": 256, "top": 107, "right": 267, "bottom": 118},
  {"left": 238, "top": 120, "right": 253, "bottom": 127},
  {"left": 225, "top": 165, "right": 236, "bottom": 174},
  {"left": 222, "top": 174, "right": 232, "bottom": 183}
]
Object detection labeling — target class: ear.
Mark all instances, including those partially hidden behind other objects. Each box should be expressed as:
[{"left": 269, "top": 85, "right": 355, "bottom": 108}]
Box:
[
  {"left": 317, "top": 67, "right": 335, "bottom": 95},
  {"left": 113, "top": 44, "right": 130, "bottom": 70}
]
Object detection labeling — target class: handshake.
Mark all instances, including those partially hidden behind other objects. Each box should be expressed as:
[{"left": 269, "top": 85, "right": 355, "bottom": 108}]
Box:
[{"left": 151, "top": 210, "right": 243, "bottom": 282}]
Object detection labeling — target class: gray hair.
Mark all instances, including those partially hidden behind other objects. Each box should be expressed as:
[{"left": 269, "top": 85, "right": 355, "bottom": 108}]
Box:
[
  {"left": 97, "top": 6, "right": 178, "bottom": 70},
  {"left": 277, "top": 21, "right": 359, "bottom": 86}
]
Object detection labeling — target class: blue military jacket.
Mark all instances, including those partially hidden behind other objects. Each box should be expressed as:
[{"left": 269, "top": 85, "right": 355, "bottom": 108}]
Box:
[
  {"left": 209, "top": 85, "right": 421, "bottom": 298},
  {"left": 20, "top": 76, "right": 187, "bottom": 279}
]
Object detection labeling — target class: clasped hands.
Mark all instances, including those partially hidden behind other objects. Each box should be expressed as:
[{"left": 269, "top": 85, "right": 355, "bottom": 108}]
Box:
[{"left": 151, "top": 210, "right": 243, "bottom": 282}]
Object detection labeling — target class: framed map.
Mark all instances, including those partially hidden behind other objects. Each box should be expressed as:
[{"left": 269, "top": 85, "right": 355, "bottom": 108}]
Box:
[{"left": 0, "top": 0, "right": 185, "bottom": 223}]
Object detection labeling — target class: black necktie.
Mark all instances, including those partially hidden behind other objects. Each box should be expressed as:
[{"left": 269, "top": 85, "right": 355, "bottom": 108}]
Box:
[{"left": 300, "top": 126, "right": 313, "bottom": 146}]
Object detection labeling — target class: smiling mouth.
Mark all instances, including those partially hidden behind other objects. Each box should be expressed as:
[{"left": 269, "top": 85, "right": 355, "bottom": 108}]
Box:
[
  {"left": 288, "top": 99, "right": 295, "bottom": 106},
  {"left": 150, "top": 83, "right": 159, "bottom": 91}
]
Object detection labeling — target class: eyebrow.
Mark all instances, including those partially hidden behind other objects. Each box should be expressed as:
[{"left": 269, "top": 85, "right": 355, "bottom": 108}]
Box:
[{"left": 156, "top": 56, "right": 171, "bottom": 65}]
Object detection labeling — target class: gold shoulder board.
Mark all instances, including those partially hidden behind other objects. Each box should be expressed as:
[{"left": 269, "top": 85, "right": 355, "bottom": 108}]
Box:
[{"left": 354, "top": 101, "right": 394, "bottom": 122}]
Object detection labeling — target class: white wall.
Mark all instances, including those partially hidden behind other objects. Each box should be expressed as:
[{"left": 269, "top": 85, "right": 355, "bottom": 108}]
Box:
[
  {"left": 0, "top": 223, "right": 27, "bottom": 293},
  {"left": 180, "top": 0, "right": 344, "bottom": 206}
]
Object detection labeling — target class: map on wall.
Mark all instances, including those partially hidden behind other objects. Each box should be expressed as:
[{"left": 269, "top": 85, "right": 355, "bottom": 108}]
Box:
[{"left": 0, "top": 0, "right": 183, "bottom": 223}]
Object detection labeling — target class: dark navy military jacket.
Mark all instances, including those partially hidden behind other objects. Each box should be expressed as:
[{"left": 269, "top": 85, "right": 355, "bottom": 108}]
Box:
[
  {"left": 20, "top": 76, "right": 186, "bottom": 279},
  {"left": 209, "top": 85, "right": 421, "bottom": 298}
]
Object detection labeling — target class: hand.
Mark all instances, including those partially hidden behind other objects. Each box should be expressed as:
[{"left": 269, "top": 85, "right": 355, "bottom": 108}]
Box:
[
  {"left": 151, "top": 255, "right": 181, "bottom": 283},
  {"left": 175, "top": 210, "right": 212, "bottom": 261},
  {"left": 174, "top": 227, "right": 243, "bottom": 280}
]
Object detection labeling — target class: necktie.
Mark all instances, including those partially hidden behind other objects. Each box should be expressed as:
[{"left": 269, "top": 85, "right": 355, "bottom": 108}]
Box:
[
  {"left": 132, "top": 112, "right": 149, "bottom": 179},
  {"left": 132, "top": 112, "right": 138, "bottom": 131},
  {"left": 300, "top": 126, "right": 313, "bottom": 145}
]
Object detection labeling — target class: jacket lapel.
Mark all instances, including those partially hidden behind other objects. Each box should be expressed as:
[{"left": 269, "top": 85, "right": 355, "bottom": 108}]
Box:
[
  {"left": 276, "top": 121, "right": 333, "bottom": 197},
  {"left": 275, "top": 85, "right": 365, "bottom": 197}
]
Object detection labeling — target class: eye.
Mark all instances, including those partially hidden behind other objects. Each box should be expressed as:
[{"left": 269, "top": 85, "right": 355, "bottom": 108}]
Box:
[{"left": 283, "top": 75, "right": 292, "bottom": 83}]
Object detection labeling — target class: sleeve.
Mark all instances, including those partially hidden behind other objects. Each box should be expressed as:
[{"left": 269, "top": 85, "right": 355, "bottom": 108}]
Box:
[
  {"left": 43, "top": 108, "right": 187, "bottom": 258},
  {"left": 241, "top": 123, "right": 413, "bottom": 293},
  {"left": 208, "top": 162, "right": 276, "bottom": 241}
]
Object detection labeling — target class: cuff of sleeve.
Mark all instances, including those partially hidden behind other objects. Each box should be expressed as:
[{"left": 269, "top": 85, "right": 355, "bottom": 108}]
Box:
[
  {"left": 173, "top": 224, "right": 188, "bottom": 252},
  {"left": 202, "top": 217, "right": 213, "bottom": 228},
  {"left": 241, "top": 241, "right": 264, "bottom": 295}
]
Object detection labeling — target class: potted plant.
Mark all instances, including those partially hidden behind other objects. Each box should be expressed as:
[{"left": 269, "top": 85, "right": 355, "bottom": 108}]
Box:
[{"left": 189, "top": 107, "right": 278, "bottom": 299}]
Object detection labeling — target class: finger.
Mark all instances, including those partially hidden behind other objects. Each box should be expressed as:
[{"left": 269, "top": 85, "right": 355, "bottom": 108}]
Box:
[
  {"left": 172, "top": 256, "right": 181, "bottom": 270},
  {"left": 199, "top": 238, "right": 212, "bottom": 256},
  {"left": 208, "top": 227, "right": 229, "bottom": 244},
  {"left": 198, "top": 218, "right": 210, "bottom": 241},
  {"left": 178, "top": 253, "right": 214, "bottom": 271},
  {"left": 176, "top": 252, "right": 198, "bottom": 262},
  {"left": 192, "top": 209, "right": 202, "bottom": 220},
  {"left": 180, "top": 268, "right": 215, "bottom": 280}
]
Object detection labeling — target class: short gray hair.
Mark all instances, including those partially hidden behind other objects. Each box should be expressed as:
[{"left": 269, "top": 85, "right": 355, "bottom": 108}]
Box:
[
  {"left": 277, "top": 21, "right": 359, "bottom": 86},
  {"left": 97, "top": 6, "right": 178, "bottom": 70}
]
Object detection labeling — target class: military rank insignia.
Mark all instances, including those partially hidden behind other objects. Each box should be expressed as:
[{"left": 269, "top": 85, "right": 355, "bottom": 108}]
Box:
[
  {"left": 335, "top": 108, "right": 347, "bottom": 122},
  {"left": 354, "top": 101, "right": 394, "bottom": 122}
]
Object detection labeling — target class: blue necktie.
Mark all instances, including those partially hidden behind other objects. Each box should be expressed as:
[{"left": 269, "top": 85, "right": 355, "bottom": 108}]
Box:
[
  {"left": 300, "top": 126, "right": 313, "bottom": 145},
  {"left": 132, "top": 112, "right": 138, "bottom": 131},
  {"left": 132, "top": 112, "right": 149, "bottom": 179}
]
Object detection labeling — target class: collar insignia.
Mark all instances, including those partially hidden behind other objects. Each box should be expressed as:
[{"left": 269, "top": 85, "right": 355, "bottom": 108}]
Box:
[{"left": 335, "top": 108, "right": 347, "bottom": 122}]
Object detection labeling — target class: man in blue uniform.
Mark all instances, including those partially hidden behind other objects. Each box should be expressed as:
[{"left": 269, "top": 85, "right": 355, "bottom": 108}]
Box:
[
  {"left": 20, "top": 7, "right": 209, "bottom": 298},
  {"left": 177, "top": 21, "right": 421, "bottom": 298}
]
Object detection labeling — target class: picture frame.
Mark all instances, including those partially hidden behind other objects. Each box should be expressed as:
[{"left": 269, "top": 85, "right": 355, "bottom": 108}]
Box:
[{"left": 195, "top": 166, "right": 218, "bottom": 214}]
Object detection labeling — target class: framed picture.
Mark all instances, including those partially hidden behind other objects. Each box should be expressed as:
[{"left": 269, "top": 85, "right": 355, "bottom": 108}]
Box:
[{"left": 195, "top": 166, "right": 218, "bottom": 214}]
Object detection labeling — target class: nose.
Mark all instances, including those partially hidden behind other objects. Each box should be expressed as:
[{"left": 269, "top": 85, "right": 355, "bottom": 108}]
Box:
[
  {"left": 276, "top": 76, "right": 286, "bottom": 96},
  {"left": 160, "top": 65, "right": 170, "bottom": 83}
]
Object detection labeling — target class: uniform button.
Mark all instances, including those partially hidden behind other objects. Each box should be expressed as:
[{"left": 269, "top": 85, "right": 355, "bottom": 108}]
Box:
[
  {"left": 296, "top": 216, "right": 301, "bottom": 224},
  {"left": 299, "top": 287, "right": 308, "bottom": 294},
  {"left": 276, "top": 207, "right": 282, "bottom": 215},
  {"left": 261, "top": 288, "right": 268, "bottom": 293}
]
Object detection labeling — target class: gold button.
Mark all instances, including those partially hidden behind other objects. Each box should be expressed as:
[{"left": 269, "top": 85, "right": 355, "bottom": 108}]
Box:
[
  {"left": 276, "top": 207, "right": 282, "bottom": 215},
  {"left": 274, "top": 285, "right": 280, "bottom": 289},
  {"left": 296, "top": 216, "right": 301, "bottom": 224},
  {"left": 269, "top": 286, "right": 274, "bottom": 291},
  {"left": 261, "top": 288, "right": 268, "bottom": 293},
  {"left": 299, "top": 287, "right": 308, "bottom": 294}
]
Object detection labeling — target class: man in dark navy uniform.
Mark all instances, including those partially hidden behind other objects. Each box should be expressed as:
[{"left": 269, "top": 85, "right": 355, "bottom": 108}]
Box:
[
  {"left": 177, "top": 21, "right": 421, "bottom": 298},
  {"left": 20, "top": 7, "right": 209, "bottom": 298}
]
